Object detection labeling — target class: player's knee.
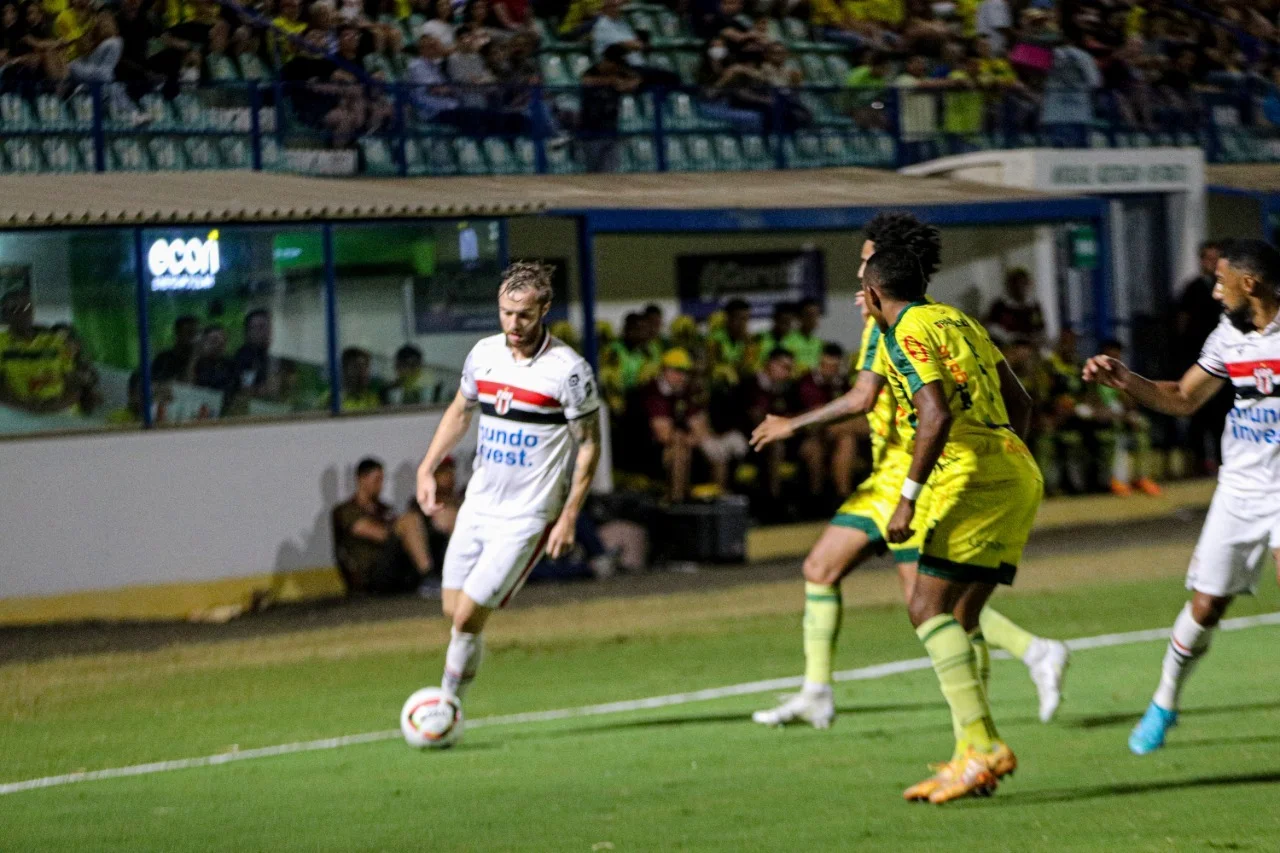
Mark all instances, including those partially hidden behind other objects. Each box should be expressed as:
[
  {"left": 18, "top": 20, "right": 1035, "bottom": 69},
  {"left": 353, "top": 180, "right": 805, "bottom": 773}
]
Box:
[
  {"left": 906, "top": 594, "right": 940, "bottom": 629},
  {"left": 1190, "top": 593, "right": 1232, "bottom": 627},
  {"left": 802, "top": 552, "right": 842, "bottom": 585}
]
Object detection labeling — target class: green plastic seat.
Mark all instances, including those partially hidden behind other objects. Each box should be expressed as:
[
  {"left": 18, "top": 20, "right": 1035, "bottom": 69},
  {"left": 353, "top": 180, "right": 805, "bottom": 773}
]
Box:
[
  {"left": 713, "top": 134, "right": 746, "bottom": 171},
  {"left": 482, "top": 137, "right": 518, "bottom": 174},
  {"left": 663, "top": 136, "right": 690, "bottom": 171}
]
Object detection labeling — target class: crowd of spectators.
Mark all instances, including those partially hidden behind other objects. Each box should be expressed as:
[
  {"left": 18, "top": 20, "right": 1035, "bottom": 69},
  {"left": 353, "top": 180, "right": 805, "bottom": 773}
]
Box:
[{"left": 5, "top": 0, "right": 1280, "bottom": 155}]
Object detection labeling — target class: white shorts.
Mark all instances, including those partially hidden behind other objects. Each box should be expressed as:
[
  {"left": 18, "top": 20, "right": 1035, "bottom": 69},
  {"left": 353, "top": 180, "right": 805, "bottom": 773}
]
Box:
[
  {"left": 1186, "top": 487, "right": 1280, "bottom": 598},
  {"left": 442, "top": 506, "right": 553, "bottom": 609}
]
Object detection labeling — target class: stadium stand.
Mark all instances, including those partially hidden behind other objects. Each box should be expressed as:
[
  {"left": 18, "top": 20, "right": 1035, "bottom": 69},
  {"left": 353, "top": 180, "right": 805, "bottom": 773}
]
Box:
[{"left": 0, "top": 0, "right": 1278, "bottom": 175}]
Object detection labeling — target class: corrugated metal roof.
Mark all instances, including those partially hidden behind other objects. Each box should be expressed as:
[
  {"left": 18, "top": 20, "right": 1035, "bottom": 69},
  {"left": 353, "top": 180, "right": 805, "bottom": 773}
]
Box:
[{"left": 0, "top": 168, "right": 1059, "bottom": 229}]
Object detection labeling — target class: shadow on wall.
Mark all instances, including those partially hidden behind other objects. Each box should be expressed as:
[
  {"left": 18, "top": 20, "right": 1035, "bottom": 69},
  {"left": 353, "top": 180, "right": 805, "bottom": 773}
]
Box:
[{"left": 270, "top": 465, "right": 344, "bottom": 600}]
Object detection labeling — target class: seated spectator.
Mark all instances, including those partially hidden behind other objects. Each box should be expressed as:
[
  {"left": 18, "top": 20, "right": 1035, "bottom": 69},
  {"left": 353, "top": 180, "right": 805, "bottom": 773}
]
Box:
[
  {"left": 205, "top": 20, "right": 240, "bottom": 81},
  {"left": 557, "top": 0, "right": 603, "bottom": 41},
  {"left": 578, "top": 43, "right": 640, "bottom": 173},
  {"left": 985, "top": 267, "right": 1045, "bottom": 346},
  {"left": 1037, "top": 328, "right": 1103, "bottom": 495},
  {"left": 447, "top": 23, "right": 498, "bottom": 106},
  {"left": 152, "top": 315, "right": 200, "bottom": 383},
  {"left": 331, "top": 457, "right": 434, "bottom": 595},
  {"left": 1041, "top": 39, "right": 1102, "bottom": 143},
  {"left": 707, "top": 297, "right": 754, "bottom": 380},
  {"left": 49, "top": 322, "right": 100, "bottom": 415},
  {"left": 975, "top": 0, "right": 1013, "bottom": 55},
  {"left": 489, "top": 0, "right": 532, "bottom": 35},
  {"left": 233, "top": 309, "right": 281, "bottom": 401},
  {"left": 1088, "top": 338, "right": 1161, "bottom": 497},
  {"left": 783, "top": 297, "right": 824, "bottom": 371},
  {"left": 589, "top": 0, "right": 679, "bottom": 88},
  {"left": 107, "top": 370, "right": 175, "bottom": 425},
  {"left": 282, "top": 29, "right": 372, "bottom": 146},
  {"left": 642, "top": 303, "right": 666, "bottom": 360},
  {"left": 53, "top": 0, "right": 95, "bottom": 62},
  {"left": 336, "top": 346, "right": 381, "bottom": 411},
  {"left": 739, "top": 347, "right": 798, "bottom": 502},
  {"left": 385, "top": 344, "right": 434, "bottom": 405},
  {"left": 232, "top": 26, "right": 272, "bottom": 81},
  {"left": 755, "top": 302, "right": 797, "bottom": 365},
  {"left": 67, "top": 12, "right": 123, "bottom": 86},
  {"left": 842, "top": 50, "right": 894, "bottom": 129},
  {"left": 697, "top": 0, "right": 765, "bottom": 54},
  {"left": 9, "top": 3, "right": 69, "bottom": 84},
  {"left": 609, "top": 311, "right": 657, "bottom": 391},
  {"left": 0, "top": 288, "right": 79, "bottom": 415},
  {"left": 193, "top": 323, "right": 240, "bottom": 404},
  {"left": 271, "top": 0, "right": 309, "bottom": 66},
  {"left": 115, "top": 0, "right": 162, "bottom": 95},
  {"left": 419, "top": 0, "right": 457, "bottom": 49},
  {"left": 1157, "top": 47, "right": 1200, "bottom": 128},
  {"left": 635, "top": 347, "right": 728, "bottom": 502},
  {"left": 796, "top": 342, "right": 857, "bottom": 499}
]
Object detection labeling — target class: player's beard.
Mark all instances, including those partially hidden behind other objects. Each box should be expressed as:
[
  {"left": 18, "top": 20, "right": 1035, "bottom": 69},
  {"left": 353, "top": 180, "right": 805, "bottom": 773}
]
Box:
[{"left": 1226, "top": 301, "right": 1255, "bottom": 333}]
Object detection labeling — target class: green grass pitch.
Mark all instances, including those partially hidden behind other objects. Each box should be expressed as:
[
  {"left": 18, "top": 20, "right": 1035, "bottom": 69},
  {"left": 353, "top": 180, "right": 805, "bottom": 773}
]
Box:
[{"left": 3, "top": 574, "right": 1280, "bottom": 852}]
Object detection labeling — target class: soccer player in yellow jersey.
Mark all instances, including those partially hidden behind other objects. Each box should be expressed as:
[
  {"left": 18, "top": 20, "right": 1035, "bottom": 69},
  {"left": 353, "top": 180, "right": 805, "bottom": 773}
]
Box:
[
  {"left": 749, "top": 214, "right": 1067, "bottom": 735},
  {"left": 862, "top": 246, "right": 1044, "bottom": 802}
]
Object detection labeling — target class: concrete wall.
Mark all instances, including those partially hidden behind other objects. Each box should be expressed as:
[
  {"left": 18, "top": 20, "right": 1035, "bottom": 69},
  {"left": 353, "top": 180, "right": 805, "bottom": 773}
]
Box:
[
  {"left": 1206, "top": 193, "right": 1264, "bottom": 242},
  {"left": 0, "top": 410, "right": 461, "bottom": 600}
]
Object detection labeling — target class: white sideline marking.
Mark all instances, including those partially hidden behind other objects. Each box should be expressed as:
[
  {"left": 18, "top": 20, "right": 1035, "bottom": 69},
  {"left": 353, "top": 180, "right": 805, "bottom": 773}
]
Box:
[{"left": 4, "top": 611, "right": 1280, "bottom": 797}]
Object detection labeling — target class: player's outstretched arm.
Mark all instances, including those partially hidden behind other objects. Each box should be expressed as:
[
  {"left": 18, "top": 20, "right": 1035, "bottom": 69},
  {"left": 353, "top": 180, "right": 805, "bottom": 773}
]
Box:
[
  {"left": 996, "top": 359, "right": 1034, "bottom": 440},
  {"left": 887, "top": 381, "right": 952, "bottom": 544},
  {"left": 1082, "top": 356, "right": 1224, "bottom": 418},
  {"left": 547, "top": 409, "right": 603, "bottom": 559},
  {"left": 417, "top": 389, "right": 477, "bottom": 514},
  {"left": 749, "top": 369, "right": 885, "bottom": 450}
]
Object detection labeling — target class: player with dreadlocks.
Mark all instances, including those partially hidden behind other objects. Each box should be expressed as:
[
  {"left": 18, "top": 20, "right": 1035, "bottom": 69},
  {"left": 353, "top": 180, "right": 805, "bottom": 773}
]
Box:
[{"left": 748, "top": 213, "right": 1070, "bottom": 734}]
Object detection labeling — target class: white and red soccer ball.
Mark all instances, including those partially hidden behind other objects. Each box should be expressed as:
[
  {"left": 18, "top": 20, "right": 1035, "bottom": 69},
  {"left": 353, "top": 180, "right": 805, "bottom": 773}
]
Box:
[{"left": 400, "top": 688, "right": 464, "bottom": 749}]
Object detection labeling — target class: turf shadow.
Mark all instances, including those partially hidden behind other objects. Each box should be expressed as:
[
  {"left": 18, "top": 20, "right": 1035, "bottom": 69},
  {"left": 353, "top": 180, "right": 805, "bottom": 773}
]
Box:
[
  {"left": 1065, "top": 699, "right": 1280, "bottom": 730},
  {"left": 1160, "top": 732, "right": 1280, "bottom": 751},
  {"left": 989, "top": 770, "right": 1280, "bottom": 806}
]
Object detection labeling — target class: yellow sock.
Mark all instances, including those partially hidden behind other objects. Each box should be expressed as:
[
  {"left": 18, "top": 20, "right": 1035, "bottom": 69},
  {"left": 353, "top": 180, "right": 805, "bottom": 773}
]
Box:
[
  {"left": 917, "top": 614, "right": 1000, "bottom": 754},
  {"left": 980, "top": 607, "right": 1035, "bottom": 661},
  {"left": 803, "top": 582, "right": 842, "bottom": 686}
]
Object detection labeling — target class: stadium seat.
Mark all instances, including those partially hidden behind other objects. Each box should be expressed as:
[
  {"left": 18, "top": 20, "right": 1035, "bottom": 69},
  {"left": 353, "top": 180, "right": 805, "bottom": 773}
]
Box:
[
  {"left": 674, "top": 51, "right": 701, "bottom": 85},
  {"left": 482, "top": 137, "right": 519, "bottom": 174},
  {"left": 655, "top": 9, "right": 684, "bottom": 42},
  {"left": 76, "top": 138, "right": 97, "bottom": 169},
  {"left": 648, "top": 52, "right": 677, "bottom": 75},
  {"left": 360, "top": 137, "right": 397, "bottom": 174},
  {"left": 628, "top": 9, "right": 658, "bottom": 36},
  {"left": 183, "top": 137, "right": 220, "bottom": 169},
  {"left": 39, "top": 138, "right": 80, "bottom": 172},
  {"left": 218, "top": 137, "right": 251, "bottom": 168},
  {"left": 36, "top": 94, "right": 70, "bottom": 130},
  {"left": 512, "top": 137, "right": 538, "bottom": 173},
  {"left": 781, "top": 17, "right": 812, "bottom": 45},
  {"left": 618, "top": 95, "right": 649, "bottom": 132},
  {"left": 545, "top": 140, "right": 581, "bottom": 174},
  {"left": 172, "top": 94, "right": 206, "bottom": 129},
  {"left": 740, "top": 134, "right": 775, "bottom": 169},
  {"left": 800, "top": 54, "right": 832, "bottom": 86},
  {"left": 712, "top": 134, "right": 746, "bottom": 171},
  {"left": 784, "top": 132, "right": 823, "bottom": 168},
  {"left": 69, "top": 92, "right": 95, "bottom": 129},
  {"left": 663, "top": 136, "right": 690, "bottom": 171},
  {"left": 540, "top": 54, "right": 573, "bottom": 87},
  {"left": 0, "top": 94, "right": 34, "bottom": 130},
  {"left": 761, "top": 18, "right": 785, "bottom": 42},
  {"left": 454, "top": 137, "right": 487, "bottom": 174},
  {"left": 2, "top": 139, "right": 40, "bottom": 172},
  {"left": 139, "top": 93, "right": 172, "bottom": 128},
  {"left": 825, "top": 55, "right": 851, "bottom": 81},
  {"left": 417, "top": 138, "right": 455, "bottom": 175},
  {"left": 148, "top": 137, "right": 188, "bottom": 170},
  {"left": 109, "top": 138, "right": 150, "bottom": 170},
  {"left": 569, "top": 53, "right": 592, "bottom": 80},
  {"left": 686, "top": 134, "right": 717, "bottom": 170},
  {"left": 819, "top": 132, "right": 856, "bottom": 166},
  {"left": 664, "top": 92, "right": 697, "bottom": 130},
  {"left": 624, "top": 136, "right": 656, "bottom": 172},
  {"left": 402, "top": 138, "right": 427, "bottom": 175}
]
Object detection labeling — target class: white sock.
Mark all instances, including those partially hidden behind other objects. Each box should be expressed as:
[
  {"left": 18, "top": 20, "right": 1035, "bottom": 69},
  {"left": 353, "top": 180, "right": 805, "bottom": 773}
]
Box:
[
  {"left": 442, "top": 628, "right": 483, "bottom": 700},
  {"left": 801, "top": 680, "right": 832, "bottom": 697},
  {"left": 1153, "top": 603, "right": 1212, "bottom": 711}
]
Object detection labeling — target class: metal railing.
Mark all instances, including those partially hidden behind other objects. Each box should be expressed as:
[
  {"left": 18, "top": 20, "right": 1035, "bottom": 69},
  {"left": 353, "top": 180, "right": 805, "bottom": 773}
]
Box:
[{"left": 1, "top": 78, "right": 1278, "bottom": 176}]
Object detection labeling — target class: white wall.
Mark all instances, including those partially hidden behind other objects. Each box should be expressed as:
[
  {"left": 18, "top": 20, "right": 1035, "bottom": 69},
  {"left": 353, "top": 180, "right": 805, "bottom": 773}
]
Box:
[{"left": 0, "top": 410, "right": 465, "bottom": 600}]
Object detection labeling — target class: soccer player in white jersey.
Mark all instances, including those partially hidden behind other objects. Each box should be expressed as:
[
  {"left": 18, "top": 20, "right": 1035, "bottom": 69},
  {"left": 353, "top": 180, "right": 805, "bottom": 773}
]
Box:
[
  {"left": 415, "top": 262, "right": 601, "bottom": 704},
  {"left": 1084, "top": 238, "right": 1280, "bottom": 755}
]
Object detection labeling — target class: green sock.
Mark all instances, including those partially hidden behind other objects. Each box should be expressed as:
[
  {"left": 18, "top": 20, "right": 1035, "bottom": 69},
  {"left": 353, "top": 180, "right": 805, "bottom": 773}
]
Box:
[
  {"left": 803, "top": 582, "right": 842, "bottom": 687},
  {"left": 917, "top": 614, "right": 1000, "bottom": 754},
  {"left": 980, "top": 607, "right": 1034, "bottom": 661}
]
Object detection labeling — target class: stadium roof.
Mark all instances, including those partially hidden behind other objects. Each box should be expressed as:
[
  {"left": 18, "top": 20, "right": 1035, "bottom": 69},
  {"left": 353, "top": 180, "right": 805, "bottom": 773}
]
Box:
[
  {"left": 1208, "top": 164, "right": 1280, "bottom": 195},
  {"left": 0, "top": 169, "right": 1069, "bottom": 229}
]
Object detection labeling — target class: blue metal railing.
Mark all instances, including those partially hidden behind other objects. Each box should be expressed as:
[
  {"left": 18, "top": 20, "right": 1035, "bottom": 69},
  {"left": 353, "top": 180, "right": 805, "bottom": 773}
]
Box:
[{"left": 1, "top": 78, "right": 1278, "bottom": 176}]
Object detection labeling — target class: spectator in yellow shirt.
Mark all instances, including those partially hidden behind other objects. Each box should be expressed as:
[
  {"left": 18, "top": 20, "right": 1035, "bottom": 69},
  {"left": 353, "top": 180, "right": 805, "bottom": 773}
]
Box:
[
  {"left": 53, "top": 0, "right": 95, "bottom": 59},
  {"left": 272, "top": 0, "right": 309, "bottom": 65},
  {"left": 558, "top": 0, "right": 602, "bottom": 39},
  {"left": 0, "top": 290, "right": 79, "bottom": 415}
]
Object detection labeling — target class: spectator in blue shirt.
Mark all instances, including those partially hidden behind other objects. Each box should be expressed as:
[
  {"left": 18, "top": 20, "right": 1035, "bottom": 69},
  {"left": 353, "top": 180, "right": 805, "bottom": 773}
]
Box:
[{"left": 589, "top": 0, "right": 678, "bottom": 88}]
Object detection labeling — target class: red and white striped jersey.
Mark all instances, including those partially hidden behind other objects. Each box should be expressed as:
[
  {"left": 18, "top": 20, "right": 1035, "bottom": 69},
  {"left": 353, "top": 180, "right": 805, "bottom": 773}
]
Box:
[
  {"left": 1198, "top": 313, "right": 1280, "bottom": 496},
  {"left": 459, "top": 331, "right": 599, "bottom": 520}
]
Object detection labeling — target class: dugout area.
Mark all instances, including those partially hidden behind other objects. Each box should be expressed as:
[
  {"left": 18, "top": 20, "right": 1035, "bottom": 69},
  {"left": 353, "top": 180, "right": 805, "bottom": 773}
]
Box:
[{"left": 0, "top": 168, "right": 1112, "bottom": 625}]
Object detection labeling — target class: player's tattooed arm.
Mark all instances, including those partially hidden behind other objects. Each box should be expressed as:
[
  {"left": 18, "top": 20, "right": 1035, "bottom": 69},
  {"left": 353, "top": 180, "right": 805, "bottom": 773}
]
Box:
[
  {"left": 750, "top": 369, "right": 883, "bottom": 450},
  {"left": 549, "top": 409, "right": 602, "bottom": 558}
]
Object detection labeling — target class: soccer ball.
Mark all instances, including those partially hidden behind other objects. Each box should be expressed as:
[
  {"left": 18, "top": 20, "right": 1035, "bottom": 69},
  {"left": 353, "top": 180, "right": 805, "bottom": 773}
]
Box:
[{"left": 400, "top": 687, "right": 464, "bottom": 749}]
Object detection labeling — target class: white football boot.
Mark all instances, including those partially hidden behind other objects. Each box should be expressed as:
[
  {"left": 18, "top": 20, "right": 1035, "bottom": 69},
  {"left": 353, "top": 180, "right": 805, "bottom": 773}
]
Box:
[
  {"left": 752, "top": 686, "right": 835, "bottom": 729},
  {"left": 1025, "top": 638, "right": 1070, "bottom": 723}
]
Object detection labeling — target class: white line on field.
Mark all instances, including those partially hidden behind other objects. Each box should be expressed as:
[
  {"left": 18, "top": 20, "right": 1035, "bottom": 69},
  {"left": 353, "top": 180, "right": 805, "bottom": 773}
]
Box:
[{"left": 5, "top": 610, "right": 1280, "bottom": 797}]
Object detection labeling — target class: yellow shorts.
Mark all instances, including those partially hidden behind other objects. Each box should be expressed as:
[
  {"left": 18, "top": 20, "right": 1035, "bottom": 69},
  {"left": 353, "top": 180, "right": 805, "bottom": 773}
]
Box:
[
  {"left": 831, "top": 449, "right": 931, "bottom": 564},
  {"left": 918, "top": 433, "right": 1044, "bottom": 586}
]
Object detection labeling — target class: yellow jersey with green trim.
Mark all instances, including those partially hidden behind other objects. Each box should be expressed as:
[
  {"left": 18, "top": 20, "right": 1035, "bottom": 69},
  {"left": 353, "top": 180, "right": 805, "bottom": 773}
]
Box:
[
  {"left": 0, "top": 329, "right": 74, "bottom": 406},
  {"left": 874, "top": 300, "right": 1012, "bottom": 454},
  {"left": 858, "top": 321, "right": 918, "bottom": 470}
]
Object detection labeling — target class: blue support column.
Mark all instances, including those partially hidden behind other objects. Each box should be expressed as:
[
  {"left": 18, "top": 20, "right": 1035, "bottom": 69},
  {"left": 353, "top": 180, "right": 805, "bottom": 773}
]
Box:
[
  {"left": 91, "top": 83, "right": 107, "bottom": 172},
  {"left": 249, "top": 83, "right": 263, "bottom": 171},
  {"left": 1092, "top": 209, "right": 1114, "bottom": 345},
  {"left": 132, "top": 228, "right": 154, "bottom": 428},
  {"left": 323, "top": 224, "right": 341, "bottom": 415},
  {"left": 576, "top": 216, "right": 599, "bottom": 374}
]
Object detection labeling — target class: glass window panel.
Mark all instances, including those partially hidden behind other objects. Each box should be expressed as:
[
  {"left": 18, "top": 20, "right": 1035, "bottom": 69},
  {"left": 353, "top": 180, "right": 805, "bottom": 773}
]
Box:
[
  {"left": 333, "top": 220, "right": 506, "bottom": 412},
  {"left": 143, "top": 225, "right": 329, "bottom": 423},
  {"left": 0, "top": 228, "right": 139, "bottom": 435}
]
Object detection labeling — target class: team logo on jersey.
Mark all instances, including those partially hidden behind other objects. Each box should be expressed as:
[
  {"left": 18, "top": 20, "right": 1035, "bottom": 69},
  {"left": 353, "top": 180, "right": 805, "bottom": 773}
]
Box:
[
  {"left": 903, "top": 336, "right": 930, "bottom": 363},
  {"left": 494, "top": 387, "right": 515, "bottom": 415},
  {"left": 1256, "top": 366, "right": 1276, "bottom": 395}
]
